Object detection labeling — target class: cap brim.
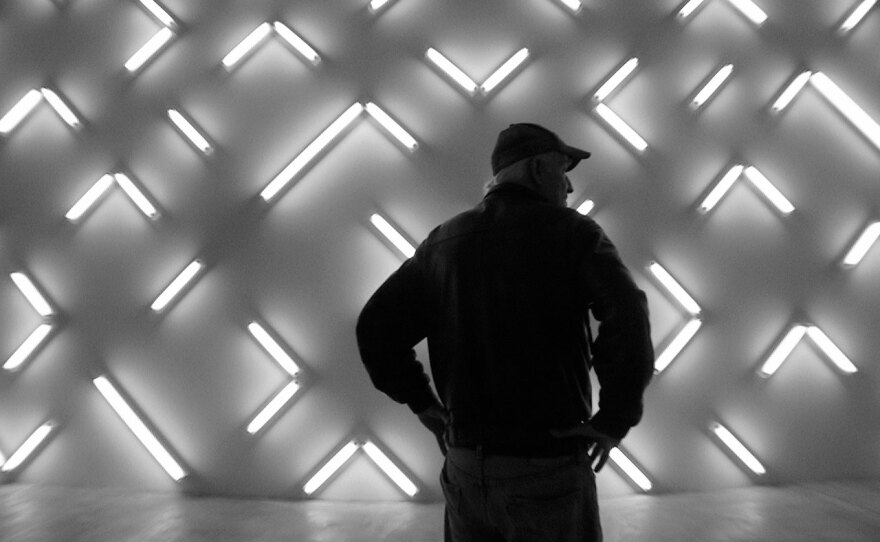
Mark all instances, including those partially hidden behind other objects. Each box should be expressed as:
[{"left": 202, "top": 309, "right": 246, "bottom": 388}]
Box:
[{"left": 562, "top": 145, "right": 591, "bottom": 171}]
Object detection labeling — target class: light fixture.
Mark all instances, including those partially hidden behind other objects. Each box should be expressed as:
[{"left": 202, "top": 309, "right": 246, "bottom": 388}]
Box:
[
  {"left": 124, "top": 26, "right": 175, "bottom": 73},
  {"left": 168, "top": 108, "right": 213, "bottom": 155},
  {"left": 93, "top": 376, "right": 187, "bottom": 481},
  {"left": 247, "top": 322, "right": 299, "bottom": 376},
  {"left": 10, "top": 272, "right": 55, "bottom": 317},
  {"left": 593, "top": 58, "right": 639, "bottom": 102},
  {"left": 691, "top": 64, "right": 734, "bottom": 110},
  {"left": 742, "top": 166, "right": 795, "bottom": 215},
  {"left": 365, "top": 102, "right": 418, "bottom": 151},
  {"left": 260, "top": 102, "right": 365, "bottom": 202},
  {"left": 810, "top": 72, "right": 880, "bottom": 151},
  {"left": 150, "top": 259, "right": 204, "bottom": 313},
  {"left": 222, "top": 22, "right": 273, "bottom": 70},
  {"left": 725, "top": 0, "right": 768, "bottom": 26},
  {"left": 842, "top": 221, "right": 880, "bottom": 267},
  {"left": 369, "top": 0, "right": 395, "bottom": 13},
  {"left": 137, "top": 0, "right": 177, "bottom": 28},
  {"left": 3, "top": 324, "right": 53, "bottom": 372},
  {"left": 0, "top": 89, "right": 43, "bottom": 135},
  {"left": 480, "top": 48, "right": 530, "bottom": 95},
  {"left": 273, "top": 22, "right": 321, "bottom": 65},
  {"left": 593, "top": 103, "right": 648, "bottom": 152},
  {"left": 555, "top": 0, "right": 582, "bottom": 13},
  {"left": 609, "top": 447, "right": 652, "bottom": 492},
  {"left": 370, "top": 213, "right": 416, "bottom": 259},
  {"left": 65, "top": 174, "right": 114, "bottom": 221},
  {"left": 838, "top": 0, "right": 876, "bottom": 34},
  {"left": 246, "top": 381, "right": 301, "bottom": 435},
  {"left": 40, "top": 87, "right": 81, "bottom": 129},
  {"left": 699, "top": 164, "right": 743, "bottom": 213},
  {"left": 677, "top": 0, "right": 707, "bottom": 19},
  {"left": 302, "top": 440, "right": 360, "bottom": 495},
  {"left": 114, "top": 173, "right": 160, "bottom": 219},
  {"left": 361, "top": 440, "right": 419, "bottom": 497},
  {"left": 575, "top": 199, "right": 595, "bottom": 215},
  {"left": 805, "top": 326, "right": 858, "bottom": 374},
  {"left": 654, "top": 318, "right": 702, "bottom": 373},
  {"left": 647, "top": 262, "right": 701, "bottom": 315},
  {"left": 759, "top": 324, "right": 806, "bottom": 377},
  {"left": 0, "top": 422, "right": 56, "bottom": 473},
  {"left": 711, "top": 422, "right": 766, "bottom": 475},
  {"left": 425, "top": 48, "right": 479, "bottom": 96},
  {"left": 770, "top": 71, "right": 812, "bottom": 114}
]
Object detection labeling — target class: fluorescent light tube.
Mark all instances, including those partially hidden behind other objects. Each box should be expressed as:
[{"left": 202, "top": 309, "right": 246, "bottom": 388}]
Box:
[
  {"left": 0, "top": 89, "right": 42, "bottom": 135},
  {"left": 247, "top": 322, "right": 299, "bottom": 376},
  {"left": 365, "top": 102, "right": 418, "bottom": 150},
  {"left": 609, "top": 448, "right": 652, "bottom": 492},
  {"left": 648, "top": 262, "right": 701, "bottom": 315},
  {"left": 594, "top": 58, "right": 639, "bottom": 102},
  {"left": 66, "top": 174, "right": 115, "bottom": 221},
  {"left": 759, "top": 325, "right": 806, "bottom": 376},
  {"left": 273, "top": 22, "right": 321, "bottom": 65},
  {"left": 726, "top": 0, "right": 768, "bottom": 25},
  {"left": 40, "top": 88, "right": 80, "bottom": 129},
  {"left": 677, "top": 0, "right": 707, "bottom": 19},
  {"left": 743, "top": 166, "right": 794, "bottom": 215},
  {"left": 362, "top": 441, "right": 418, "bottom": 497},
  {"left": 370, "top": 213, "right": 416, "bottom": 259},
  {"left": 699, "top": 164, "right": 743, "bottom": 213},
  {"left": 150, "top": 260, "right": 204, "bottom": 313},
  {"left": 114, "top": 173, "right": 159, "bottom": 219},
  {"left": 481, "top": 48, "right": 529, "bottom": 95},
  {"left": 0, "top": 422, "right": 56, "bottom": 473},
  {"left": 810, "top": 72, "right": 880, "bottom": 151},
  {"left": 303, "top": 440, "right": 359, "bottom": 495},
  {"left": 692, "top": 64, "right": 733, "bottom": 109},
  {"left": 557, "top": 0, "right": 582, "bottom": 13},
  {"left": 168, "top": 109, "right": 212, "bottom": 154},
  {"left": 425, "top": 48, "right": 478, "bottom": 95},
  {"left": 839, "top": 0, "right": 876, "bottom": 34},
  {"left": 10, "top": 272, "right": 54, "bottom": 317},
  {"left": 770, "top": 71, "right": 811, "bottom": 114},
  {"left": 246, "top": 381, "right": 301, "bottom": 434},
  {"left": 138, "top": 0, "right": 176, "bottom": 28},
  {"left": 654, "top": 318, "right": 702, "bottom": 373},
  {"left": 594, "top": 103, "right": 648, "bottom": 152},
  {"left": 711, "top": 422, "right": 766, "bottom": 475},
  {"left": 575, "top": 199, "right": 595, "bottom": 215},
  {"left": 125, "top": 27, "right": 175, "bottom": 73},
  {"left": 806, "top": 326, "right": 858, "bottom": 374},
  {"left": 222, "top": 23, "right": 273, "bottom": 69},
  {"left": 843, "top": 222, "right": 880, "bottom": 267},
  {"left": 3, "top": 324, "right": 53, "bottom": 371}
]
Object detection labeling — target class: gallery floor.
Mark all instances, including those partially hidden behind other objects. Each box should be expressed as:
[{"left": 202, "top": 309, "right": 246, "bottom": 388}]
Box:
[{"left": 1, "top": 479, "right": 879, "bottom": 541}]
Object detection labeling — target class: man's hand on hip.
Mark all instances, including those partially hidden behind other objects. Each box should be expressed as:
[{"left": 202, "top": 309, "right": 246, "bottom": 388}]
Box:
[
  {"left": 416, "top": 402, "right": 450, "bottom": 456},
  {"left": 550, "top": 423, "right": 620, "bottom": 472}
]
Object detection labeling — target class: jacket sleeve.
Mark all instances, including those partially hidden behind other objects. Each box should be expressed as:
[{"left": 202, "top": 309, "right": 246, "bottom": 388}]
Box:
[
  {"left": 356, "top": 255, "right": 438, "bottom": 414},
  {"left": 579, "top": 223, "right": 654, "bottom": 440}
]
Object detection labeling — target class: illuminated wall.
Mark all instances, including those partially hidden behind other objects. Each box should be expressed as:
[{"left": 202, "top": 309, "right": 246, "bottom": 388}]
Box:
[{"left": 1, "top": 0, "right": 879, "bottom": 500}]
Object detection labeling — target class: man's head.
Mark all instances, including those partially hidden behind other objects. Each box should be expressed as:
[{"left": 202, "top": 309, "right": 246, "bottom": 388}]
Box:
[{"left": 490, "top": 123, "right": 591, "bottom": 206}]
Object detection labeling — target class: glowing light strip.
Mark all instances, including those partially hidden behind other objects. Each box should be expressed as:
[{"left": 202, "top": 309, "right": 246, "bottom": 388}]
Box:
[
  {"left": 759, "top": 325, "right": 806, "bottom": 376},
  {"left": 647, "top": 262, "right": 701, "bottom": 315},
  {"left": 124, "top": 26, "right": 175, "bottom": 73},
  {"left": 3, "top": 324, "right": 53, "bottom": 371},
  {"left": 0, "top": 89, "right": 42, "bottom": 135},
  {"left": 556, "top": 0, "right": 583, "bottom": 13},
  {"left": 93, "top": 376, "right": 187, "bottom": 481},
  {"left": 273, "top": 22, "right": 321, "bottom": 65},
  {"left": 65, "top": 174, "right": 115, "bottom": 221},
  {"left": 677, "top": 0, "right": 707, "bottom": 19},
  {"left": 425, "top": 48, "right": 478, "bottom": 95},
  {"left": 711, "top": 422, "right": 766, "bottom": 475},
  {"left": 137, "top": 0, "right": 176, "bottom": 28},
  {"left": 370, "top": 213, "right": 416, "bottom": 259},
  {"left": 168, "top": 109, "right": 212, "bottom": 154},
  {"left": 261, "top": 103, "right": 364, "bottom": 202},
  {"left": 594, "top": 58, "right": 639, "bottom": 102},
  {"left": 303, "top": 440, "right": 359, "bottom": 495},
  {"left": 365, "top": 102, "right": 418, "bottom": 151},
  {"left": 594, "top": 103, "right": 648, "bottom": 152},
  {"left": 246, "top": 381, "right": 301, "bottom": 434},
  {"left": 726, "top": 0, "right": 768, "bottom": 25},
  {"left": 699, "top": 164, "right": 743, "bottom": 213},
  {"left": 575, "top": 199, "right": 595, "bottom": 215},
  {"left": 481, "top": 48, "right": 530, "bottom": 95},
  {"left": 362, "top": 441, "right": 419, "bottom": 497},
  {"left": 247, "top": 322, "right": 299, "bottom": 376},
  {"left": 805, "top": 326, "right": 858, "bottom": 374},
  {"left": 654, "top": 318, "right": 702, "bottom": 373},
  {"left": 0, "top": 422, "right": 56, "bottom": 473},
  {"left": 10, "top": 272, "right": 54, "bottom": 317},
  {"left": 742, "top": 166, "right": 795, "bottom": 215},
  {"left": 222, "top": 22, "right": 273, "bottom": 69},
  {"left": 839, "top": 0, "right": 876, "bottom": 34},
  {"left": 810, "top": 72, "right": 880, "bottom": 151},
  {"left": 40, "top": 88, "right": 80, "bottom": 129},
  {"left": 150, "top": 259, "right": 204, "bottom": 313},
  {"left": 114, "top": 173, "right": 159, "bottom": 219},
  {"left": 369, "top": 0, "right": 394, "bottom": 12},
  {"left": 843, "top": 222, "right": 880, "bottom": 267},
  {"left": 609, "top": 448, "right": 652, "bottom": 492},
  {"left": 770, "top": 71, "right": 812, "bottom": 114},
  {"left": 692, "top": 64, "right": 733, "bottom": 109}
]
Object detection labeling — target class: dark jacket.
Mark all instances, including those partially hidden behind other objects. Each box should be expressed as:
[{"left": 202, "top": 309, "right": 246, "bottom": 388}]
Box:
[{"left": 357, "top": 183, "right": 654, "bottom": 454}]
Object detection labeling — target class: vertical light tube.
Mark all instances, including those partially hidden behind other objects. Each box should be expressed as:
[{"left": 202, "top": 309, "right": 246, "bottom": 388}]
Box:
[
  {"left": 725, "top": 0, "right": 768, "bottom": 25},
  {"left": 770, "top": 71, "right": 812, "bottom": 114},
  {"left": 699, "top": 165, "right": 744, "bottom": 213},
  {"left": 222, "top": 22, "right": 273, "bottom": 69},
  {"left": 10, "top": 272, "right": 54, "bottom": 317},
  {"left": 810, "top": 72, "right": 880, "bottom": 151},
  {"left": 246, "top": 381, "right": 301, "bottom": 434},
  {"left": 66, "top": 174, "right": 115, "bottom": 221},
  {"left": 481, "top": 48, "right": 529, "bottom": 95},
  {"left": 247, "top": 322, "right": 299, "bottom": 376},
  {"left": 743, "top": 166, "right": 795, "bottom": 215},
  {"left": 3, "top": 324, "right": 53, "bottom": 371},
  {"left": 303, "top": 441, "right": 359, "bottom": 495},
  {"left": 425, "top": 48, "right": 478, "bottom": 95},
  {"left": 370, "top": 213, "right": 416, "bottom": 259},
  {"left": 124, "top": 27, "right": 175, "bottom": 73},
  {"left": 260, "top": 103, "right": 364, "bottom": 202},
  {"left": 93, "top": 376, "right": 187, "bottom": 481},
  {"left": 365, "top": 103, "right": 418, "bottom": 150},
  {"left": 654, "top": 318, "right": 702, "bottom": 373},
  {"left": 150, "top": 259, "right": 204, "bottom": 313},
  {"left": 114, "top": 173, "right": 159, "bottom": 219},
  {"left": 594, "top": 58, "right": 639, "bottom": 102},
  {"left": 0, "top": 89, "right": 43, "bottom": 135},
  {"left": 273, "top": 22, "right": 321, "bottom": 65},
  {"left": 838, "top": 0, "right": 876, "bottom": 34},
  {"left": 647, "top": 262, "right": 701, "bottom": 315},
  {"left": 609, "top": 448, "right": 652, "bottom": 492},
  {"left": 0, "top": 423, "right": 56, "bottom": 473},
  {"left": 41, "top": 88, "right": 81, "bottom": 129},
  {"left": 759, "top": 325, "right": 806, "bottom": 376},
  {"left": 711, "top": 422, "right": 766, "bottom": 475},
  {"left": 594, "top": 103, "right": 648, "bottom": 152},
  {"left": 691, "top": 64, "right": 734, "bottom": 110},
  {"left": 168, "top": 109, "right": 213, "bottom": 155},
  {"left": 806, "top": 326, "right": 858, "bottom": 374},
  {"left": 842, "top": 222, "right": 880, "bottom": 267},
  {"left": 362, "top": 441, "right": 419, "bottom": 497}
]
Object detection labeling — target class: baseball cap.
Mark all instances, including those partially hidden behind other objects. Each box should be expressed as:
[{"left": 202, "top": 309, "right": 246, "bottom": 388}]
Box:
[{"left": 491, "top": 123, "right": 591, "bottom": 175}]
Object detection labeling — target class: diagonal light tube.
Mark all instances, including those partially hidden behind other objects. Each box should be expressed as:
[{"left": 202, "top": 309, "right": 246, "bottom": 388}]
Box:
[
  {"left": 362, "top": 441, "right": 419, "bottom": 497},
  {"left": 692, "top": 64, "right": 733, "bottom": 109},
  {"left": 10, "top": 272, "right": 55, "bottom": 317},
  {"left": 839, "top": 0, "right": 876, "bottom": 34},
  {"left": 3, "top": 324, "right": 53, "bottom": 371},
  {"left": 168, "top": 109, "right": 213, "bottom": 154},
  {"left": 654, "top": 318, "right": 702, "bottom": 373},
  {"left": 759, "top": 325, "right": 806, "bottom": 376},
  {"left": 677, "top": 0, "right": 708, "bottom": 19},
  {"left": 770, "top": 71, "right": 812, "bottom": 114},
  {"left": 150, "top": 260, "right": 204, "bottom": 312},
  {"left": 481, "top": 48, "right": 530, "bottom": 95},
  {"left": 114, "top": 173, "right": 159, "bottom": 218},
  {"left": 273, "top": 22, "right": 321, "bottom": 65},
  {"left": 370, "top": 213, "right": 416, "bottom": 259},
  {"left": 594, "top": 58, "right": 639, "bottom": 102},
  {"left": 0, "top": 422, "right": 56, "bottom": 473},
  {"left": 40, "top": 88, "right": 81, "bottom": 129},
  {"left": 247, "top": 322, "right": 299, "bottom": 376},
  {"left": 0, "top": 89, "right": 43, "bottom": 135},
  {"left": 125, "top": 27, "right": 175, "bottom": 73},
  {"left": 594, "top": 103, "right": 648, "bottom": 152},
  {"left": 246, "top": 381, "right": 301, "bottom": 434},
  {"left": 711, "top": 422, "right": 766, "bottom": 475},
  {"left": 699, "top": 165, "right": 743, "bottom": 213},
  {"left": 648, "top": 262, "right": 701, "bottom": 315},
  {"left": 810, "top": 72, "right": 880, "bottom": 151},
  {"left": 843, "top": 222, "right": 880, "bottom": 267},
  {"left": 303, "top": 441, "right": 359, "bottom": 495},
  {"left": 222, "top": 22, "right": 273, "bottom": 69},
  {"left": 609, "top": 448, "right": 652, "bottom": 492},
  {"left": 742, "top": 166, "right": 794, "bottom": 215},
  {"left": 365, "top": 103, "right": 418, "bottom": 150},
  {"left": 137, "top": 0, "right": 177, "bottom": 28},
  {"left": 425, "top": 48, "right": 478, "bottom": 95},
  {"left": 806, "top": 326, "right": 858, "bottom": 374},
  {"left": 725, "top": 0, "right": 768, "bottom": 25},
  {"left": 556, "top": 0, "right": 583, "bottom": 13}
]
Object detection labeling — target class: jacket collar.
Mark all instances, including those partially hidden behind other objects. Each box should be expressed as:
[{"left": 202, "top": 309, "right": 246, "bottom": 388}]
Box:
[{"left": 484, "top": 182, "right": 549, "bottom": 204}]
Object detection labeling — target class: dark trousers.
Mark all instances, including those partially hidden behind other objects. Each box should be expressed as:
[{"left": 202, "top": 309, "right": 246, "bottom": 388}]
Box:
[{"left": 441, "top": 446, "right": 602, "bottom": 542}]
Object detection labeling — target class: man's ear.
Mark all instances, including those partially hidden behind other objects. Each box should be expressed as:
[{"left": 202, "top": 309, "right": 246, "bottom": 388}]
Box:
[{"left": 528, "top": 157, "right": 542, "bottom": 185}]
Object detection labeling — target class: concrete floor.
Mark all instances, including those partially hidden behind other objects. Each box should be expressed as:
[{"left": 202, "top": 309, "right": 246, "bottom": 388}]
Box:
[{"left": 1, "top": 480, "right": 879, "bottom": 541}]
